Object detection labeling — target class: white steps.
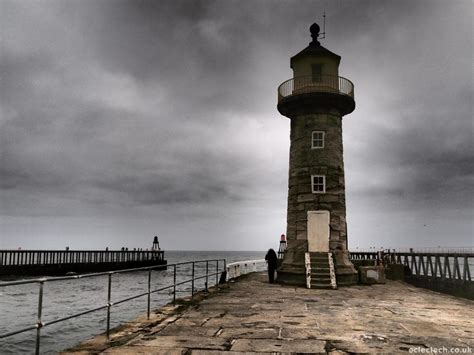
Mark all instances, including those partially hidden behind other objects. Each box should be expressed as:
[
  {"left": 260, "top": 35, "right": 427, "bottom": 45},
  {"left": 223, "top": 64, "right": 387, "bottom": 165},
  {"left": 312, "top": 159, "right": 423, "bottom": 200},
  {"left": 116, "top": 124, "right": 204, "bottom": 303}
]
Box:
[{"left": 305, "top": 252, "right": 337, "bottom": 289}]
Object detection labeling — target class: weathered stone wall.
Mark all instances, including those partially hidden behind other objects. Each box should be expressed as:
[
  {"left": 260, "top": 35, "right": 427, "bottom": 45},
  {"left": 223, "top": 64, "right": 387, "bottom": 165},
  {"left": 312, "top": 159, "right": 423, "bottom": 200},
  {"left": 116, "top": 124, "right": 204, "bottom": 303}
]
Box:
[
  {"left": 278, "top": 109, "right": 357, "bottom": 285},
  {"left": 286, "top": 111, "right": 347, "bottom": 250}
]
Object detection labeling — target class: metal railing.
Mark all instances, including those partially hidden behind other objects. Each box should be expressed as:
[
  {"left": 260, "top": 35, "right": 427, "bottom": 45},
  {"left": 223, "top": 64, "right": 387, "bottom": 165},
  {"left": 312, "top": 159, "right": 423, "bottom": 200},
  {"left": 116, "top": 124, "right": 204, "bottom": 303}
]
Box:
[
  {"left": 0, "top": 249, "right": 164, "bottom": 266},
  {"left": 350, "top": 251, "right": 473, "bottom": 281},
  {"left": 0, "top": 259, "right": 226, "bottom": 355},
  {"left": 351, "top": 247, "right": 474, "bottom": 253},
  {"left": 226, "top": 259, "right": 266, "bottom": 280},
  {"left": 277, "top": 75, "right": 354, "bottom": 102}
]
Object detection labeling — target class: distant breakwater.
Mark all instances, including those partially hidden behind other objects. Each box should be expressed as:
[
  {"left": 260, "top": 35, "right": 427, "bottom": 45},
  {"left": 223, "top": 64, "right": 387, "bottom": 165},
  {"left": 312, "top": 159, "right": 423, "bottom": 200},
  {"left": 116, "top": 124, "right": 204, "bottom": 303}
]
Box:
[{"left": 0, "top": 249, "right": 166, "bottom": 276}]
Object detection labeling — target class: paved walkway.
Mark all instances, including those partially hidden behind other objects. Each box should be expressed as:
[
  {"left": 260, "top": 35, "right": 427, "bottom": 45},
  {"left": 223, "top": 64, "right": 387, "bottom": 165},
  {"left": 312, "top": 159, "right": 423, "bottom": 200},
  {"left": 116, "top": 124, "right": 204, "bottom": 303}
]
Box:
[{"left": 65, "top": 272, "right": 474, "bottom": 354}]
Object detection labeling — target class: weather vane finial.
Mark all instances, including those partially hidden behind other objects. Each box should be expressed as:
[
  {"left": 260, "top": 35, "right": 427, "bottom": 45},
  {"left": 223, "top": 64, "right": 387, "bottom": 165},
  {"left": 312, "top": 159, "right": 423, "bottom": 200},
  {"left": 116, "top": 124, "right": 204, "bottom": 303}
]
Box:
[
  {"left": 309, "top": 12, "right": 326, "bottom": 46},
  {"left": 310, "top": 23, "right": 320, "bottom": 45}
]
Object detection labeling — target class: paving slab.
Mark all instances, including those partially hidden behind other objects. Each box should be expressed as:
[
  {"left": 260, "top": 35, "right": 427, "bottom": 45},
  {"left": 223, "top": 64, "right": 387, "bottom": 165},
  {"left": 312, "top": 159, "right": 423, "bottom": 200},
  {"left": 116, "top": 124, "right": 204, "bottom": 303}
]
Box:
[
  {"left": 63, "top": 272, "right": 474, "bottom": 354},
  {"left": 230, "top": 338, "right": 326, "bottom": 353}
]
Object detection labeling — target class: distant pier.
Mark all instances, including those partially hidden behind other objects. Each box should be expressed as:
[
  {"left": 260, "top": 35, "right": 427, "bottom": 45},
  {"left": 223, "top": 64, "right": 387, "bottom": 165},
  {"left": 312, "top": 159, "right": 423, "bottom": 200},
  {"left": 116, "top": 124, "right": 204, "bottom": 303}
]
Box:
[{"left": 0, "top": 249, "right": 166, "bottom": 276}]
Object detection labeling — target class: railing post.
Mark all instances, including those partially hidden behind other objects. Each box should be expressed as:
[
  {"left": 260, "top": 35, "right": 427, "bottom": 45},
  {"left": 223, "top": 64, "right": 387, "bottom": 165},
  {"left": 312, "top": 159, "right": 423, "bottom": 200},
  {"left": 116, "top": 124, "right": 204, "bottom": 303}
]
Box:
[
  {"left": 106, "top": 273, "right": 112, "bottom": 339},
  {"left": 173, "top": 264, "right": 177, "bottom": 304},
  {"left": 427, "top": 255, "right": 434, "bottom": 276},
  {"left": 453, "top": 256, "right": 461, "bottom": 280},
  {"left": 191, "top": 262, "right": 195, "bottom": 299},
  {"left": 205, "top": 260, "right": 209, "bottom": 292},
  {"left": 444, "top": 256, "right": 452, "bottom": 279},
  {"left": 147, "top": 269, "right": 151, "bottom": 319},
  {"left": 35, "top": 281, "right": 44, "bottom": 355},
  {"left": 215, "top": 260, "right": 219, "bottom": 286},
  {"left": 464, "top": 256, "right": 471, "bottom": 281}
]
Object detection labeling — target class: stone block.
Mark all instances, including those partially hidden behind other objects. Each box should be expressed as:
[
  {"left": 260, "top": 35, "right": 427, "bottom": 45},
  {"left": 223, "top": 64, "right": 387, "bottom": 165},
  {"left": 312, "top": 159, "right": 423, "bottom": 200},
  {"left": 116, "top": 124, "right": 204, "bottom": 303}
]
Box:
[
  {"left": 327, "top": 115, "right": 341, "bottom": 125},
  {"left": 297, "top": 184, "right": 312, "bottom": 194},
  {"left": 385, "top": 264, "right": 409, "bottom": 280},
  {"left": 319, "top": 194, "right": 339, "bottom": 203},
  {"left": 327, "top": 188, "right": 345, "bottom": 194},
  {"left": 318, "top": 203, "right": 332, "bottom": 210},
  {"left": 330, "top": 221, "right": 345, "bottom": 231},
  {"left": 297, "top": 209, "right": 308, "bottom": 218},
  {"left": 296, "top": 221, "right": 306, "bottom": 231},
  {"left": 296, "top": 231, "right": 307, "bottom": 240},
  {"left": 309, "top": 166, "right": 328, "bottom": 175},
  {"left": 330, "top": 214, "right": 341, "bottom": 224},
  {"left": 290, "top": 168, "right": 309, "bottom": 177},
  {"left": 231, "top": 338, "right": 326, "bottom": 353},
  {"left": 359, "top": 266, "right": 386, "bottom": 284},
  {"left": 296, "top": 173, "right": 309, "bottom": 181},
  {"left": 288, "top": 176, "right": 298, "bottom": 186},
  {"left": 297, "top": 194, "right": 317, "bottom": 202}
]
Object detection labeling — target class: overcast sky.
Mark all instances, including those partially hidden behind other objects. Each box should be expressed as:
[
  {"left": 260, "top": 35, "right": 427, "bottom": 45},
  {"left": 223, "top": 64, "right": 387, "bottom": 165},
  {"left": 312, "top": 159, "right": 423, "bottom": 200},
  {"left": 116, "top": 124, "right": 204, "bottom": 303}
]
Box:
[{"left": 1, "top": 0, "right": 472, "bottom": 251}]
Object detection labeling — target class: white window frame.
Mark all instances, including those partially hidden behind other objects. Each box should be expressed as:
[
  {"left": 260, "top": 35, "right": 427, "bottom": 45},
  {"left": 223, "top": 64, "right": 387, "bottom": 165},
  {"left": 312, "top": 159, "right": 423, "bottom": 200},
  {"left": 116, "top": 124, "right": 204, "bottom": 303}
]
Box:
[
  {"left": 311, "top": 175, "right": 326, "bottom": 194},
  {"left": 311, "top": 131, "right": 325, "bottom": 149}
]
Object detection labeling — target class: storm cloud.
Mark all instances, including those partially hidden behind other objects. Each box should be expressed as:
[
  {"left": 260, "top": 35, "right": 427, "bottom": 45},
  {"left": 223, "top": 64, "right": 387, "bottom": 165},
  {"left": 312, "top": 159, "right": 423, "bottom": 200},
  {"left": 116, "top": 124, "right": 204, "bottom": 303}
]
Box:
[{"left": 1, "top": 0, "right": 472, "bottom": 250}]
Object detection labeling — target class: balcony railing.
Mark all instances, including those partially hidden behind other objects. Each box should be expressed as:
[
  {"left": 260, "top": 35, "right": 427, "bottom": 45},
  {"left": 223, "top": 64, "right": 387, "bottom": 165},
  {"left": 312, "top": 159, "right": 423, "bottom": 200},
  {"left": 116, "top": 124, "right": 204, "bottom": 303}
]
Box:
[{"left": 278, "top": 75, "right": 354, "bottom": 103}]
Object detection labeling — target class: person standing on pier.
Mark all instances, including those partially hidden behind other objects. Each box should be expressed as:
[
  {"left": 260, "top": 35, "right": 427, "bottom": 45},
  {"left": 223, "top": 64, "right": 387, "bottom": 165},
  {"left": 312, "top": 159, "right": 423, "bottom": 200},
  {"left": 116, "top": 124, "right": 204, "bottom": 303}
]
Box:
[{"left": 265, "top": 249, "right": 278, "bottom": 284}]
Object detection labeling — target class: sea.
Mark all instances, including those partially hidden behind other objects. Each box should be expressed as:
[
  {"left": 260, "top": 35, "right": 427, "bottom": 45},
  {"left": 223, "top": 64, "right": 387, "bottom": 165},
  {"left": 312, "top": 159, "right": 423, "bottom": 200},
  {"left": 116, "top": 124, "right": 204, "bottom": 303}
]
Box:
[{"left": 0, "top": 250, "right": 266, "bottom": 354}]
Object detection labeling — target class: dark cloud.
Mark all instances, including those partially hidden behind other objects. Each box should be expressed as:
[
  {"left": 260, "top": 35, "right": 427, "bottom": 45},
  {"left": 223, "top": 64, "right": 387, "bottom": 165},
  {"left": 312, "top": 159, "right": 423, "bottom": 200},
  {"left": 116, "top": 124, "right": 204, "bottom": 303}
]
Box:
[{"left": 0, "top": 0, "right": 472, "bottom": 249}]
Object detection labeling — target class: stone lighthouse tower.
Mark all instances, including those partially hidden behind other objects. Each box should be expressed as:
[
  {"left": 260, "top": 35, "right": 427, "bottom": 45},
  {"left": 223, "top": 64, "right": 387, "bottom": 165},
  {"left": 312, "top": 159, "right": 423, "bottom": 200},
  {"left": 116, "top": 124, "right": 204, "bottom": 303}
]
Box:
[{"left": 277, "top": 23, "right": 357, "bottom": 286}]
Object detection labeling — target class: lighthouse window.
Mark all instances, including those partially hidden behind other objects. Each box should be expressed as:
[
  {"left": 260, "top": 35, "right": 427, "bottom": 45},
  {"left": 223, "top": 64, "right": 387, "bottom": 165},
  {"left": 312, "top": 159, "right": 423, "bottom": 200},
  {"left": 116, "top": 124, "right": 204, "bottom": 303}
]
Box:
[
  {"left": 311, "top": 175, "right": 326, "bottom": 194},
  {"left": 312, "top": 64, "right": 322, "bottom": 82},
  {"left": 311, "top": 131, "right": 325, "bottom": 149}
]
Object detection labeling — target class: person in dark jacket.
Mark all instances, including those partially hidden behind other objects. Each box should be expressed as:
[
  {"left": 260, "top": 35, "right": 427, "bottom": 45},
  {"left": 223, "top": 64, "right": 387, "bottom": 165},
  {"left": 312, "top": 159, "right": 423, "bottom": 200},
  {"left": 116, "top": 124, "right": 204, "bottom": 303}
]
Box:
[{"left": 265, "top": 249, "right": 278, "bottom": 283}]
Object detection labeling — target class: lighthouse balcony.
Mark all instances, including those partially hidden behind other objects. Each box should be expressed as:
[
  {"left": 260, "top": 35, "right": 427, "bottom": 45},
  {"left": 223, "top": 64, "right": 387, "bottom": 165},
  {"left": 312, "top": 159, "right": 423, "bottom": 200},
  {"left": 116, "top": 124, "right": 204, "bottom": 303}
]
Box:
[{"left": 277, "top": 75, "right": 355, "bottom": 117}]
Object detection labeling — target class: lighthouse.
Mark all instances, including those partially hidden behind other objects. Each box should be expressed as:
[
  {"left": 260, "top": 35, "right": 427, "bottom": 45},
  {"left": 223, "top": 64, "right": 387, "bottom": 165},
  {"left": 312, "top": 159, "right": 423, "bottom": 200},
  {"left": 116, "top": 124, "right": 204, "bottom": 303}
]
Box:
[{"left": 277, "top": 23, "right": 358, "bottom": 286}]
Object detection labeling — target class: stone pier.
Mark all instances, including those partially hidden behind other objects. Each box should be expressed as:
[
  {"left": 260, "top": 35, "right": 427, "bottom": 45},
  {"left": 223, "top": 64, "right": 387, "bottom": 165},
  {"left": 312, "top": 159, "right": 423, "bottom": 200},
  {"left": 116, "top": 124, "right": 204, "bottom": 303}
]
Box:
[{"left": 64, "top": 273, "right": 474, "bottom": 354}]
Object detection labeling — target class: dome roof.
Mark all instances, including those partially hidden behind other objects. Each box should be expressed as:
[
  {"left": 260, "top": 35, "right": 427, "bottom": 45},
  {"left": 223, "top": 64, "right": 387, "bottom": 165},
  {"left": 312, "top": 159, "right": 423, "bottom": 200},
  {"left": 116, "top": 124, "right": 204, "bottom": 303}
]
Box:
[
  {"left": 291, "top": 42, "right": 340, "bottom": 61},
  {"left": 290, "top": 23, "right": 341, "bottom": 67}
]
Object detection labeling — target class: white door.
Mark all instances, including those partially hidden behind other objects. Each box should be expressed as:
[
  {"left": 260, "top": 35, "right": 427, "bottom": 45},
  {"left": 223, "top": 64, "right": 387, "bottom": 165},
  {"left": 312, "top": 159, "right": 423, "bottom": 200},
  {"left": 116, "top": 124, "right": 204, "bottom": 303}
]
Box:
[{"left": 307, "top": 210, "right": 330, "bottom": 252}]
